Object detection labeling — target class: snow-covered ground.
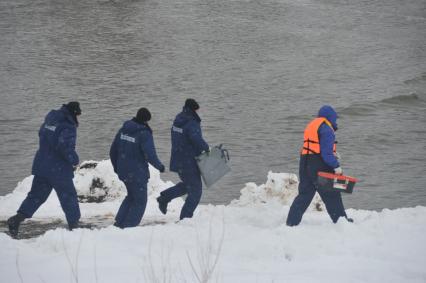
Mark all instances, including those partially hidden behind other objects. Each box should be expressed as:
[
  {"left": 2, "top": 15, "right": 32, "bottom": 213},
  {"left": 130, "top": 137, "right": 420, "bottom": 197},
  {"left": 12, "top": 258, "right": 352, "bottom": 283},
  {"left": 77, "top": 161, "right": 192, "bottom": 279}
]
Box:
[{"left": 0, "top": 160, "right": 425, "bottom": 282}]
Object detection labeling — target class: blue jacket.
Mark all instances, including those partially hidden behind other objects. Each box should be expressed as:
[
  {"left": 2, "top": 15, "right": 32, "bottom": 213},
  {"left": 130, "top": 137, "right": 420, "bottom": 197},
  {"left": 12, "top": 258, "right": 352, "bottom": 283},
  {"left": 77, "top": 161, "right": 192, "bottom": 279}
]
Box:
[
  {"left": 110, "top": 119, "right": 164, "bottom": 183},
  {"left": 169, "top": 107, "right": 209, "bottom": 173},
  {"left": 32, "top": 106, "right": 79, "bottom": 179},
  {"left": 317, "top": 105, "right": 340, "bottom": 169}
]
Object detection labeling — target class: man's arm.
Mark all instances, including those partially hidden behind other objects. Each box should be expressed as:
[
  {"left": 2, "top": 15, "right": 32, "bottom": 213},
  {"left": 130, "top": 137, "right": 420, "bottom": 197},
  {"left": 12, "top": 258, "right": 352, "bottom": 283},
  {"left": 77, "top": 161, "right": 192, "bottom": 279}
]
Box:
[
  {"left": 140, "top": 131, "right": 165, "bottom": 172},
  {"left": 319, "top": 124, "right": 339, "bottom": 169},
  {"left": 186, "top": 121, "right": 209, "bottom": 154},
  {"left": 57, "top": 127, "right": 79, "bottom": 166},
  {"left": 109, "top": 132, "right": 120, "bottom": 173}
]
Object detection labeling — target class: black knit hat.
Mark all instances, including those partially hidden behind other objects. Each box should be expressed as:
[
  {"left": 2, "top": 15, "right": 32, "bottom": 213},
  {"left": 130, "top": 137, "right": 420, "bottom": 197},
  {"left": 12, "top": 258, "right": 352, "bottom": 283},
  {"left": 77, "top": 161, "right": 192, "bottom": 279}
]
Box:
[
  {"left": 65, "top": 101, "right": 82, "bottom": 115},
  {"left": 136, "top": 107, "right": 151, "bottom": 123},
  {"left": 184, "top": 98, "right": 200, "bottom": 111}
]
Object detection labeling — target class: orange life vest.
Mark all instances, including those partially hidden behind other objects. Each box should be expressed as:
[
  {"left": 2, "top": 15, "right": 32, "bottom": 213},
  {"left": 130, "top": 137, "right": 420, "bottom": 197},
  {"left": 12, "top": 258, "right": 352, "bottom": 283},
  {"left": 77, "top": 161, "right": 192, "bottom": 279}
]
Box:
[{"left": 301, "top": 117, "right": 337, "bottom": 155}]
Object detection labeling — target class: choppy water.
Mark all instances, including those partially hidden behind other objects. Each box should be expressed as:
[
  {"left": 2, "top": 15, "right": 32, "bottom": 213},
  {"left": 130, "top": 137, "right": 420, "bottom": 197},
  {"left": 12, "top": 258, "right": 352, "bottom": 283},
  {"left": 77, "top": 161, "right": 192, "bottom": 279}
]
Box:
[{"left": 1, "top": 0, "right": 425, "bottom": 210}]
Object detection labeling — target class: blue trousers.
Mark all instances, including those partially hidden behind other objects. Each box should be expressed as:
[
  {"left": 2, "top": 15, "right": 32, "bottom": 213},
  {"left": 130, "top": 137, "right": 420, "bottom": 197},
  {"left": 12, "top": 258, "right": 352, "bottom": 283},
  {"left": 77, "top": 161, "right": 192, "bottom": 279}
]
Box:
[
  {"left": 160, "top": 171, "right": 202, "bottom": 220},
  {"left": 115, "top": 181, "right": 147, "bottom": 228},
  {"left": 18, "top": 175, "right": 81, "bottom": 225},
  {"left": 287, "top": 155, "right": 347, "bottom": 226}
]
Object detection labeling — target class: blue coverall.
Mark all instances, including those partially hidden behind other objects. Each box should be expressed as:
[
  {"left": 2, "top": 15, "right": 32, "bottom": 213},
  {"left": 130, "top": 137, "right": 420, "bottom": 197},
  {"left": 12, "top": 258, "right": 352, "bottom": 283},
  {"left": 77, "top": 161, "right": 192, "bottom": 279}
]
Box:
[
  {"left": 286, "top": 105, "right": 347, "bottom": 226},
  {"left": 160, "top": 107, "right": 209, "bottom": 220},
  {"left": 110, "top": 119, "right": 164, "bottom": 228},
  {"left": 18, "top": 106, "right": 81, "bottom": 226}
]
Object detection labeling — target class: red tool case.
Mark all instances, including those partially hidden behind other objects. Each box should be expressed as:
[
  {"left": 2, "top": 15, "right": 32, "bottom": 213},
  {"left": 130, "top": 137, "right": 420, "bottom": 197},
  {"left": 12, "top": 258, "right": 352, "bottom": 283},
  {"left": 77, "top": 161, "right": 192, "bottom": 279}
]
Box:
[{"left": 317, "top": 172, "right": 358, "bottom": 193}]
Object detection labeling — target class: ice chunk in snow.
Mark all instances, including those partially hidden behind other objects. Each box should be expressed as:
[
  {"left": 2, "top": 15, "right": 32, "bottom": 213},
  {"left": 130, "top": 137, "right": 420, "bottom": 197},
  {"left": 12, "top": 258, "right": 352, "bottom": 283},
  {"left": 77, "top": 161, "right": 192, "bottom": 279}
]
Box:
[
  {"left": 232, "top": 171, "right": 324, "bottom": 211},
  {"left": 74, "top": 160, "right": 173, "bottom": 202}
]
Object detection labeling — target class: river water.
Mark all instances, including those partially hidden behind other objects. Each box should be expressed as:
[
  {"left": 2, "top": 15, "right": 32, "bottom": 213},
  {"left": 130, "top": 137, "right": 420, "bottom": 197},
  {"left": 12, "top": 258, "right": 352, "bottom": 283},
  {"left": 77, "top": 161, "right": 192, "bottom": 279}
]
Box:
[{"left": 1, "top": 0, "right": 425, "bottom": 210}]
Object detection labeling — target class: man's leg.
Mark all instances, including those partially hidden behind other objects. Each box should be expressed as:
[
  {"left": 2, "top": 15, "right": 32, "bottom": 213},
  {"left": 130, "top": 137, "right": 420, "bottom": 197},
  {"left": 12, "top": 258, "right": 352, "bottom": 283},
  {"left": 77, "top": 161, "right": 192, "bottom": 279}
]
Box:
[
  {"left": 157, "top": 181, "right": 187, "bottom": 214},
  {"left": 51, "top": 177, "right": 81, "bottom": 228},
  {"left": 179, "top": 172, "right": 202, "bottom": 220},
  {"left": 114, "top": 182, "right": 135, "bottom": 227},
  {"left": 115, "top": 195, "right": 131, "bottom": 228},
  {"left": 8, "top": 176, "right": 53, "bottom": 237},
  {"left": 286, "top": 157, "right": 316, "bottom": 226},
  {"left": 317, "top": 190, "right": 347, "bottom": 223},
  {"left": 120, "top": 182, "right": 148, "bottom": 228},
  {"left": 18, "top": 175, "right": 53, "bottom": 218},
  {"left": 286, "top": 179, "right": 316, "bottom": 226},
  {"left": 159, "top": 182, "right": 187, "bottom": 202}
]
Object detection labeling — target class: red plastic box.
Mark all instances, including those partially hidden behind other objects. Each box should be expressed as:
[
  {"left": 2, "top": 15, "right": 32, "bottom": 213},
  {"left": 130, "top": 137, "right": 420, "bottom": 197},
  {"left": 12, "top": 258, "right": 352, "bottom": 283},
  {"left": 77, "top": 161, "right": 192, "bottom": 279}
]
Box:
[{"left": 317, "top": 172, "right": 358, "bottom": 194}]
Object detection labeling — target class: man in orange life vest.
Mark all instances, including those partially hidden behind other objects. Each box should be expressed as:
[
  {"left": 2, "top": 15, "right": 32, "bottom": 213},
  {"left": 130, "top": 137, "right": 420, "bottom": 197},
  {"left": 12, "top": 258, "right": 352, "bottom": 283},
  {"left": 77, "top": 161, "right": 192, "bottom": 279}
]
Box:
[{"left": 286, "top": 105, "right": 352, "bottom": 226}]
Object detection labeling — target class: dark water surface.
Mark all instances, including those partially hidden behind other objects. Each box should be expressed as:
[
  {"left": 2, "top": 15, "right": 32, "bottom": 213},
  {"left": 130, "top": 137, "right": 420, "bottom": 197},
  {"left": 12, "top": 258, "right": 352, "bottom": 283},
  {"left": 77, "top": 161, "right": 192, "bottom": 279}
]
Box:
[{"left": 1, "top": 0, "right": 425, "bottom": 210}]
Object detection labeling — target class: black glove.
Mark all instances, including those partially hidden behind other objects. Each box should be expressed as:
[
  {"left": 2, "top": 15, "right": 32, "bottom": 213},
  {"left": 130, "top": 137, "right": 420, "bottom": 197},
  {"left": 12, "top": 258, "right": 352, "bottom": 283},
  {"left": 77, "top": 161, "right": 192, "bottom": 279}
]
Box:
[{"left": 159, "top": 165, "right": 165, "bottom": 173}]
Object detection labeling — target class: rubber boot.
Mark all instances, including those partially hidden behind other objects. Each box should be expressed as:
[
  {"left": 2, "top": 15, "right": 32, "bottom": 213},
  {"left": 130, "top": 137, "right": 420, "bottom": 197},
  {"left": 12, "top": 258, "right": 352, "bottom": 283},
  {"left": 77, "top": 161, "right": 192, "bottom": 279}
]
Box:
[
  {"left": 68, "top": 221, "right": 79, "bottom": 231},
  {"left": 157, "top": 196, "right": 169, "bottom": 215},
  {"left": 113, "top": 222, "right": 123, "bottom": 229},
  {"left": 7, "top": 213, "right": 26, "bottom": 238}
]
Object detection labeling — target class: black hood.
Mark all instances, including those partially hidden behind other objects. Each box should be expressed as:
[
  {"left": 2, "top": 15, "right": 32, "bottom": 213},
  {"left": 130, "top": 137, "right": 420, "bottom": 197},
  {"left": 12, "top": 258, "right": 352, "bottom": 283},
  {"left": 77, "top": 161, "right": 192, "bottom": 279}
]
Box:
[
  {"left": 60, "top": 105, "right": 79, "bottom": 127},
  {"left": 122, "top": 119, "right": 152, "bottom": 134}
]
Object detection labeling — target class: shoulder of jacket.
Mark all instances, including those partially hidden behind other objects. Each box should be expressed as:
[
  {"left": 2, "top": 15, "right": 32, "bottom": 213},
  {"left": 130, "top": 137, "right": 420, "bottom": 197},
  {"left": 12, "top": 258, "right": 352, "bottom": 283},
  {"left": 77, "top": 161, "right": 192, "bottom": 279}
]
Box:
[
  {"left": 61, "top": 121, "right": 76, "bottom": 130},
  {"left": 188, "top": 118, "right": 201, "bottom": 126},
  {"left": 183, "top": 120, "right": 198, "bottom": 132},
  {"left": 138, "top": 127, "right": 152, "bottom": 138},
  {"left": 319, "top": 123, "right": 334, "bottom": 136}
]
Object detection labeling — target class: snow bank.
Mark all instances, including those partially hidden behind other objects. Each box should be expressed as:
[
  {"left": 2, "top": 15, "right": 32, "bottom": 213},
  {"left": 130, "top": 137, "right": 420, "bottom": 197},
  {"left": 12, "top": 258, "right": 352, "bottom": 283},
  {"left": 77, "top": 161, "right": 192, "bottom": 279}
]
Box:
[{"left": 1, "top": 160, "right": 425, "bottom": 282}]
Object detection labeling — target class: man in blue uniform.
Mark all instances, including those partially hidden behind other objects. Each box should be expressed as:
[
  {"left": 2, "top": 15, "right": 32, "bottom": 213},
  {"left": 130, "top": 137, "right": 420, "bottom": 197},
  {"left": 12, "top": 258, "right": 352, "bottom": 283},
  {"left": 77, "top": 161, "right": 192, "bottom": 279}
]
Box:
[
  {"left": 7, "top": 102, "right": 82, "bottom": 237},
  {"left": 110, "top": 107, "right": 165, "bottom": 228},
  {"left": 157, "top": 99, "right": 209, "bottom": 220},
  {"left": 286, "top": 105, "right": 352, "bottom": 226}
]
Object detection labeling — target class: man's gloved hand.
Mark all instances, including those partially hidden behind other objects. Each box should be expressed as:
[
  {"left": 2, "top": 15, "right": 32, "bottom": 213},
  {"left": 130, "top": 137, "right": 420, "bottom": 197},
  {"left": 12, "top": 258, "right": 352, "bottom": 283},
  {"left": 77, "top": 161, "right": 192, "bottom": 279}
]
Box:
[
  {"left": 334, "top": 167, "right": 343, "bottom": 175},
  {"left": 335, "top": 151, "right": 341, "bottom": 160},
  {"left": 159, "top": 165, "right": 165, "bottom": 173}
]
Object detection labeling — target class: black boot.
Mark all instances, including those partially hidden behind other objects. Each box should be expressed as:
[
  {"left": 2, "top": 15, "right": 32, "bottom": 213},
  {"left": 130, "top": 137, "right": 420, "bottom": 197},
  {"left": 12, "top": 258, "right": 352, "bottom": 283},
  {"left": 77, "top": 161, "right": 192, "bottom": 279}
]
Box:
[
  {"left": 113, "top": 222, "right": 123, "bottom": 229},
  {"left": 157, "top": 196, "right": 169, "bottom": 215},
  {"left": 68, "top": 221, "right": 79, "bottom": 231},
  {"left": 345, "top": 216, "right": 354, "bottom": 223},
  {"left": 7, "top": 213, "right": 26, "bottom": 238}
]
